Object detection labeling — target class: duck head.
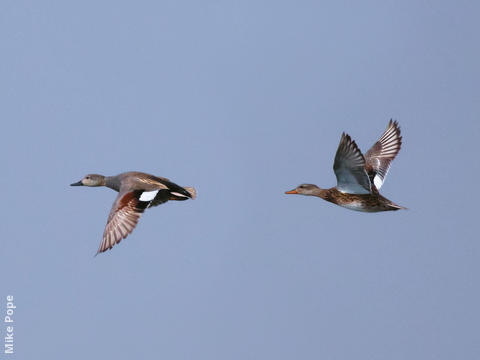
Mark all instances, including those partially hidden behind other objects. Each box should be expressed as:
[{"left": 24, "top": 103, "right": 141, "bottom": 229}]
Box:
[
  {"left": 70, "top": 174, "right": 106, "bottom": 187},
  {"left": 285, "top": 184, "right": 321, "bottom": 196}
]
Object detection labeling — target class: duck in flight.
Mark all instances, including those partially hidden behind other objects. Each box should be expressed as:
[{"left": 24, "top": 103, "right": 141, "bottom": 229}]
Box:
[
  {"left": 285, "top": 120, "right": 405, "bottom": 212},
  {"left": 71, "top": 172, "right": 196, "bottom": 254}
]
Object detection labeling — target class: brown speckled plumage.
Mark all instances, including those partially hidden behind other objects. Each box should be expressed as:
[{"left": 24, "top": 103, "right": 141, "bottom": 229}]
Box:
[
  {"left": 319, "top": 187, "right": 404, "bottom": 212},
  {"left": 285, "top": 120, "right": 405, "bottom": 212}
]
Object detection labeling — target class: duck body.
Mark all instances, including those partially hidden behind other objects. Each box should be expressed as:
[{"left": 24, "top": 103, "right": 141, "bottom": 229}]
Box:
[
  {"left": 103, "top": 172, "right": 195, "bottom": 200},
  {"left": 286, "top": 120, "right": 405, "bottom": 213},
  {"left": 320, "top": 187, "right": 405, "bottom": 212},
  {"left": 71, "top": 171, "right": 196, "bottom": 254}
]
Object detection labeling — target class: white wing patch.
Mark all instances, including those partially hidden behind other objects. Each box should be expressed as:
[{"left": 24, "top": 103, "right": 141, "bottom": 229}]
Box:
[
  {"left": 373, "top": 174, "right": 384, "bottom": 189},
  {"left": 139, "top": 190, "right": 159, "bottom": 202}
]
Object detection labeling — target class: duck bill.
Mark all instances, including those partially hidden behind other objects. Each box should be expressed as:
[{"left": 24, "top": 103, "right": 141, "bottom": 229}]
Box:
[
  {"left": 70, "top": 180, "right": 83, "bottom": 186},
  {"left": 285, "top": 189, "right": 298, "bottom": 194}
]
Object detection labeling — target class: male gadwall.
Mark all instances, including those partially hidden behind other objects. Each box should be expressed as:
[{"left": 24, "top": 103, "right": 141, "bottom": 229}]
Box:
[
  {"left": 71, "top": 171, "right": 196, "bottom": 254},
  {"left": 285, "top": 120, "right": 405, "bottom": 212}
]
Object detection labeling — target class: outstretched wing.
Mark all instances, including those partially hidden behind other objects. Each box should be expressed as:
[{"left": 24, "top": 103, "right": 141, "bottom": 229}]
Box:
[
  {"left": 98, "top": 190, "right": 148, "bottom": 254},
  {"left": 333, "top": 133, "right": 372, "bottom": 194},
  {"left": 97, "top": 189, "right": 170, "bottom": 254},
  {"left": 365, "top": 120, "right": 402, "bottom": 189}
]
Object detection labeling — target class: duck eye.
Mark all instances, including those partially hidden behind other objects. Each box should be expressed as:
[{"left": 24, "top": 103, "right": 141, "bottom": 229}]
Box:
[{"left": 86, "top": 176, "right": 90, "bottom": 179}]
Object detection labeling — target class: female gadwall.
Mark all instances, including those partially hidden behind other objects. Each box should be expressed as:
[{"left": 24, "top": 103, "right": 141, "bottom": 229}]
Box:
[
  {"left": 71, "top": 171, "right": 196, "bottom": 254},
  {"left": 285, "top": 120, "right": 405, "bottom": 212}
]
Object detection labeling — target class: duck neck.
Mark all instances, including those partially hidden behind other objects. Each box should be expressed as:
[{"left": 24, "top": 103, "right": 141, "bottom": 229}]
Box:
[
  {"left": 105, "top": 176, "right": 121, "bottom": 192},
  {"left": 311, "top": 188, "right": 328, "bottom": 199}
]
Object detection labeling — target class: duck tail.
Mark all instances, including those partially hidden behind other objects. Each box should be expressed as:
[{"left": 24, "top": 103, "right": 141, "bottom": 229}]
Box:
[
  {"left": 390, "top": 202, "right": 407, "bottom": 210},
  {"left": 183, "top": 186, "right": 197, "bottom": 199}
]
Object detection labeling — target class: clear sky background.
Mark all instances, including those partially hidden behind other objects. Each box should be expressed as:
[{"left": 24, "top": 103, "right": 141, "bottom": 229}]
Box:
[{"left": 1, "top": 1, "right": 479, "bottom": 359}]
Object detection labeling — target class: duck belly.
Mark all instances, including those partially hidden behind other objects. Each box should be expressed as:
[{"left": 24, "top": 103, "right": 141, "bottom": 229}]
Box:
[
  {"left": 337, "top": 200, "right": 397, "bottom": 213},
  {"left": 338, "top": 201, "right": 376, "bottom": 212},
  {"left": 326, "top": 188, "right": 402, "bottom": 212}
]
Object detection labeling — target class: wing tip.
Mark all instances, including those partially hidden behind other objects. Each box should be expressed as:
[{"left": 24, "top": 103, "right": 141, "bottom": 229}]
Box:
[{"left": 389, "top": 119, "right": 401, "bottom": 135}]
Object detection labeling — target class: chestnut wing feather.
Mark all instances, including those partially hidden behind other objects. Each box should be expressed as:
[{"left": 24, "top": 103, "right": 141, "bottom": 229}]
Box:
[{"left": 97, "top": 190, "right": 149, "bottom": 254}]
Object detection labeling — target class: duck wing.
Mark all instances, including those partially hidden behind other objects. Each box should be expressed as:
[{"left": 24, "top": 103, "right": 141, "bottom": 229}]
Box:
[
  {"left": 365, "top": 120, "right": 402, "bottom": 189},
  {"left": 333, "top": 133, "right": 372, "bottom": 194},
  {"left": 135, "top": 174, "right": 194, "bottom": 201},
  {"left": 97, "top": 189, "right": 170, "bottom": 254}
]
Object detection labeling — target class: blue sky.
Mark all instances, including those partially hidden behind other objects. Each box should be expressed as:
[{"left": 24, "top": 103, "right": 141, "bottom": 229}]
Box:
[{"left": 1, "top": 1, "right": 479, "bottom": 359}]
